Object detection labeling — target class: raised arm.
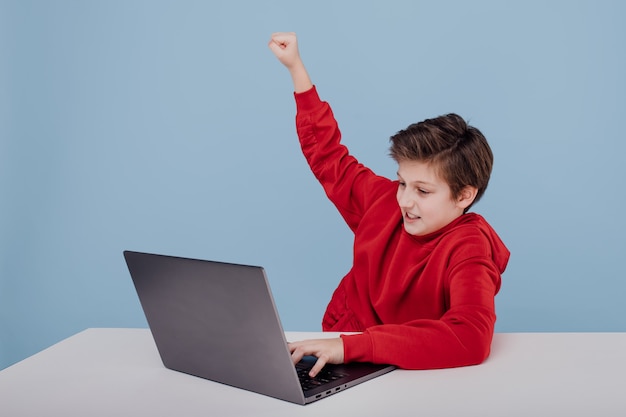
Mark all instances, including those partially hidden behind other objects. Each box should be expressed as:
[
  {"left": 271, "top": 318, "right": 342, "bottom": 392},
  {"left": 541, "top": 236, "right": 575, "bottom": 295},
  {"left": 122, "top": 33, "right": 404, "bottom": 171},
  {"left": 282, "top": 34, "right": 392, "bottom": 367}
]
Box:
[
  {"left": 268, "top": 32, "right": 313, "bottom": 93},
  {"left": 267, "top": 32, "right": 345, "bottom": 377}
]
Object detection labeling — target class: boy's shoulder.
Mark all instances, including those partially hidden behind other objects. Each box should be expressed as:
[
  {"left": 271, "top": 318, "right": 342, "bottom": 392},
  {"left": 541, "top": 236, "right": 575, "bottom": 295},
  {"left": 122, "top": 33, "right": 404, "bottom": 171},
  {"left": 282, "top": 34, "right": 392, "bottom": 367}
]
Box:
[{"left": 438, "top": 213, "right": 509, "bottom": 271}]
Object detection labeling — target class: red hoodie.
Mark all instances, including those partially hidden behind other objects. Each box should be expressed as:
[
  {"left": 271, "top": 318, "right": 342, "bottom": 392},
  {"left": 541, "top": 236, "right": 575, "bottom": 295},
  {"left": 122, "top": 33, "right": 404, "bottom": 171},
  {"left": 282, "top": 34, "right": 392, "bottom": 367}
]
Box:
[{"left": 295, "top": 86, "right": 510, "bottom": 369}]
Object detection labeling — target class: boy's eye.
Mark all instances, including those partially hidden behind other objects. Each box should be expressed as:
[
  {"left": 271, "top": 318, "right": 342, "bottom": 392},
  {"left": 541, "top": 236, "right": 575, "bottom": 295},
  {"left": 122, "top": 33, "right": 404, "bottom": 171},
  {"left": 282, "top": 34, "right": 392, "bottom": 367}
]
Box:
[
  {"left": 398, "top": 181, "right": 406, "bottom": 188},
  {"left": 417, "top": 188, "right": 430, "bottom": 195}
]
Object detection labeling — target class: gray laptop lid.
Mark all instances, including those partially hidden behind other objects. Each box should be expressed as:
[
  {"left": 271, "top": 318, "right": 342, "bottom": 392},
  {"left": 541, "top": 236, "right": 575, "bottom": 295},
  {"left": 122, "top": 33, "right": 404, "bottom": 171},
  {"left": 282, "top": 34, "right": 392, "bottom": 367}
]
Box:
[{"left": 124, "top": 250, "right": 394, "bottom": 405}]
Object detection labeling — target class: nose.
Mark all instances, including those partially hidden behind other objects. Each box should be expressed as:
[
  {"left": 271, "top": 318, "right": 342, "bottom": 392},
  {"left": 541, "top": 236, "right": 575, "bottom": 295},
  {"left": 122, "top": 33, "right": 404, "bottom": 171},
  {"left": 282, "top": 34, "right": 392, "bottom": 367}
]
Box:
[{"left": 397, "top": 186, "right": 414, "bottom": 209}]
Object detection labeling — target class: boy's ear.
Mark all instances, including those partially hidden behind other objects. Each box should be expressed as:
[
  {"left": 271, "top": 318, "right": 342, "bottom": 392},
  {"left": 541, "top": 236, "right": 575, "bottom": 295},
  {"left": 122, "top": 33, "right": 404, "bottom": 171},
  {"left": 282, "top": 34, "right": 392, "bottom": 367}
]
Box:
[{"left": 457, "top": 186, "right": 478, "bottom": 210}]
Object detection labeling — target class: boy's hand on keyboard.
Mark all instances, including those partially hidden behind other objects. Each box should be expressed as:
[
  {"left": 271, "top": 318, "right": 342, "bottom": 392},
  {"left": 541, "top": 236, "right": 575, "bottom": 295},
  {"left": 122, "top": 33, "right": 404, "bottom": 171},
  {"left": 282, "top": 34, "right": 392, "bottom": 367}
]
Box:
[{"left": 288, "top": 338, "right": 345, "bottom": 378}]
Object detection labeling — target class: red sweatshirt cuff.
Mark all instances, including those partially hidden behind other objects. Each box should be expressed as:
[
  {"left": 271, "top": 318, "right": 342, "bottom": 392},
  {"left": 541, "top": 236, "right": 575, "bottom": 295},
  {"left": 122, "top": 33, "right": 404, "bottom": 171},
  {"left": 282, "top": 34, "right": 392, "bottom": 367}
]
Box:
[
  {"left": 341, "top": 332, "right": 374, "bottom": 363},
  {"left": 294, "top": 85, "right": 321, "bottom": 114}
]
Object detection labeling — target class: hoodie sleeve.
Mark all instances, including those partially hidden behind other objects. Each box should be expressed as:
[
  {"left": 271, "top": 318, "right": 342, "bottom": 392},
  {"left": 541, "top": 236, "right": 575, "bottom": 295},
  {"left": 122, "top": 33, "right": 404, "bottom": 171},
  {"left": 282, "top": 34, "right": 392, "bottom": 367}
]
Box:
[
  {"left": 294, "top": 86, "right": 392, "bottom": 232},
  {"left": 341, "top": 223, "right": 509, "bottom": 369}
]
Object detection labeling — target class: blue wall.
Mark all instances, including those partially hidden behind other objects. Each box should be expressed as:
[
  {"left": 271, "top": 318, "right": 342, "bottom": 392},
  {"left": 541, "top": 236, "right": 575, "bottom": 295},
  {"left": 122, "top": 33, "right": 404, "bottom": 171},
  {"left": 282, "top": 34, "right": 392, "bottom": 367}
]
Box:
[{"left": 1, "top": 0, "right": 625, "bottom": 370}]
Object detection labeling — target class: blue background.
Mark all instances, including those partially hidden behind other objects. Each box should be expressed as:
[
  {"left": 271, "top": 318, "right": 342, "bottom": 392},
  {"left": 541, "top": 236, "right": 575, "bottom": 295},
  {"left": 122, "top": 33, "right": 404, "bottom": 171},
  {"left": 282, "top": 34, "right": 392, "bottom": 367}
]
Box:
[{"left": 1, "top": 0, "right": 625, "bottom": 370}]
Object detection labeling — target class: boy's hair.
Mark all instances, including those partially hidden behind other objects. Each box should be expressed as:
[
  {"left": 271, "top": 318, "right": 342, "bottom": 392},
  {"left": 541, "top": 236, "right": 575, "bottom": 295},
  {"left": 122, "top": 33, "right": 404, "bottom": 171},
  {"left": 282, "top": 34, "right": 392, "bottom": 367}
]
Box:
[{"left": 389, "top": 113, "right": 493, "bottom": 212}]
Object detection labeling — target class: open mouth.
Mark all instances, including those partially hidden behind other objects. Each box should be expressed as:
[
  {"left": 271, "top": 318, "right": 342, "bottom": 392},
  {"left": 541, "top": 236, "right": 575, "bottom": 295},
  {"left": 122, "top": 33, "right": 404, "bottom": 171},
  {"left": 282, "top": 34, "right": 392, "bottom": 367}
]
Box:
[{"left": 405, "top": 212, "right": 421, "bottom": 221}]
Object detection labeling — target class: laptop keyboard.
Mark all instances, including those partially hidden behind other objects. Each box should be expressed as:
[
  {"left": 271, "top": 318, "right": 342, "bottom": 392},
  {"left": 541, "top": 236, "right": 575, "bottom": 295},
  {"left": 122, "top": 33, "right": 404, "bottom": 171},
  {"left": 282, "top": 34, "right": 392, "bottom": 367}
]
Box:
[{"left": 296, "top": 361, "right": 349, "bottom": 392}]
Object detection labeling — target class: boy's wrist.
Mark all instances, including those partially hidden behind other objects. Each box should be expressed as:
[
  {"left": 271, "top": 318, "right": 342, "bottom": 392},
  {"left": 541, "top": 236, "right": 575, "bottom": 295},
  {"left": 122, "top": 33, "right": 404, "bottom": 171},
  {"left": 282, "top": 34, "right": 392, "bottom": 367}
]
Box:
[{"left": 289, "top": 61, "right": 313, "bottom": 93}]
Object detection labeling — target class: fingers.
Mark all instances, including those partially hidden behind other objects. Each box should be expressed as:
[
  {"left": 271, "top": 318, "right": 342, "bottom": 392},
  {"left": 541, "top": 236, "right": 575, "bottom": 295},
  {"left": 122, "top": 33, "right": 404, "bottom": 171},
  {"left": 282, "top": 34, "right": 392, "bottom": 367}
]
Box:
[
  {"left": 288, "top": 341, "right": 305, "bottom": 365},
  {"left": 267, "top": 40, "right": 287, "bottom": 58},
  {"left": 268, "top": 32, "right": 292, "bottom": 53},
  {"left": 289, "top": 342, "right": 328, "bottom": 377},
  {"left": 309, "top": 355, "right": 329, "bottom": 378},
  {"left": 288, "top": 338, "right": 344, "bottom": 378},
  {"left": 268, "top": 32, "right": 298, "bottom": 61},
  {"left": 269, "top": 31, "right": 296, "bottom": 47}
]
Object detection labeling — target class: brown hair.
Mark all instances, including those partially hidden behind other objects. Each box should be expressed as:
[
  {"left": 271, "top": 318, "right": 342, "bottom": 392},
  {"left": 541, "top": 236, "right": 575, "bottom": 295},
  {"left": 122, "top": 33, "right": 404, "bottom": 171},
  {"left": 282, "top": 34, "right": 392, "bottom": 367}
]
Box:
[{"left": 389, "top": 113, "right": 493, "bottom": 212}]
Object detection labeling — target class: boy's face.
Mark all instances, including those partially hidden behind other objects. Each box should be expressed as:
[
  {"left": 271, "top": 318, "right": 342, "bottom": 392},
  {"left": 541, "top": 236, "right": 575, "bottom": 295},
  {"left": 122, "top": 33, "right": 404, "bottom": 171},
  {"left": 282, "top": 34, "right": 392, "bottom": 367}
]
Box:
[{"left": 396, "top": 160, "right": 470, "bottom": 236}]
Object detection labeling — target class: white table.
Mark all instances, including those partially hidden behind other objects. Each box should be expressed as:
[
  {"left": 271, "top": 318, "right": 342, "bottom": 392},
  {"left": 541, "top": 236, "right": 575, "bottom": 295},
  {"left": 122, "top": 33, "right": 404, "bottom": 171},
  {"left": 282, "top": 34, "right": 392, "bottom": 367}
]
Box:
[{"left": 1, "top": 329, "right": 625, "bottom": 416}]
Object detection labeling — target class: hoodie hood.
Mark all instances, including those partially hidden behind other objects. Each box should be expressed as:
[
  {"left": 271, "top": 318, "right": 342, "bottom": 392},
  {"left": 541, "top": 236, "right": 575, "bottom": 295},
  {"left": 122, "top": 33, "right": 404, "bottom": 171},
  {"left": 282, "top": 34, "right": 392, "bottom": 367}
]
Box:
[{"left": 463, "top": 213, "right": 510, "bottom": 274}]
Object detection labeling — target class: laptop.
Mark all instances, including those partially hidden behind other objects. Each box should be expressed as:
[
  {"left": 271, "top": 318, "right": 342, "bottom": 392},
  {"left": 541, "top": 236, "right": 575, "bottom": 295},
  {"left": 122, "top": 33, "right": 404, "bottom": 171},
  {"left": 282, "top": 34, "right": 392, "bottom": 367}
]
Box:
[{"left": 123, "top": 250, "right": 395, "bottom": 405}]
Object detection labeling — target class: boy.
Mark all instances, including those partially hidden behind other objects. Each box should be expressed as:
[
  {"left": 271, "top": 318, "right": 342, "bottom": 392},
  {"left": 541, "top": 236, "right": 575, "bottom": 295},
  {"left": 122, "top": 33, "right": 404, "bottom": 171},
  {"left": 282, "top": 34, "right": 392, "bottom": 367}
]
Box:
[{"left": 268, "top": 32, "right": 510, "bottom": 378}]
